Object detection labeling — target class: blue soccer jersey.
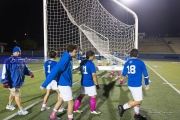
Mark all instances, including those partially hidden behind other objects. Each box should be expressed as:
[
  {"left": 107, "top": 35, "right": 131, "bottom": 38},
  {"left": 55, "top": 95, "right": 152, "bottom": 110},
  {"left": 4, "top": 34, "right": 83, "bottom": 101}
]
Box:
[
  {"left": 122, "top": 58, "right": 149, "bottom": 87},
  {"left": 44, "top": 59, "right": 57, "bottom": 79},
  {"left": 97, "top": 55, "right": 101, "bottom": 60},
  {"left": 42, "top": 52, "right": 73, "bottom": 88},
  {"left": 77, "top": 51, "right": 83, "bottom": 60},
  {"left": 112, "top": 53, "right": 118, "bottom": 65},
  {"left": 80, "top": 60, "right": 96, "bottom": 87}
]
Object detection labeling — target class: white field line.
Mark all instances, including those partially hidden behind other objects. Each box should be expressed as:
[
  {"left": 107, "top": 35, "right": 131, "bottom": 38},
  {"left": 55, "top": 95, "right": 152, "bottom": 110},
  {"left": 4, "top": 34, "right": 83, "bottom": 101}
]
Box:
[
  {"left": 31, "top": 69, "right": 44, "bottom": 72},
  {"left": 3, "top": 68, "right": 80, "bottom": 120},
  {"left": 146, "top": 64, "right": 180, "bottom": 94}
]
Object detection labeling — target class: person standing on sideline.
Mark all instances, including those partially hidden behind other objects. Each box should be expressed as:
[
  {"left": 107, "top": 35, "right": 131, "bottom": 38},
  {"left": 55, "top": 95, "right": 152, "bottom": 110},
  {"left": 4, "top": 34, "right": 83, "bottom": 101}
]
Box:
[
  {"left": 97, "top": 53, "right": 102, "bottom": 66},
  {"left": 109, "top": 51, "right": 121, "bottom": 78},
  {"left": 41, "top": 50, "right": 65, "bottom": 112},
  {"left": 40, "top": 44, "right": 78, "bottom": 120},
  {"left": 1, "top": 46, "right": 34, "bottom": 115},
  {"left": 124, "top": 52, "right": 130, "bottom": 62},
  {"left": 73, "top": 50, "right": 101, "bottom": 114},
  {"left": 77, "top": 49, "right": 83, "bottom": 64},
  {"left": 118, "top": 49, "right": 149, "bottom": 120}
]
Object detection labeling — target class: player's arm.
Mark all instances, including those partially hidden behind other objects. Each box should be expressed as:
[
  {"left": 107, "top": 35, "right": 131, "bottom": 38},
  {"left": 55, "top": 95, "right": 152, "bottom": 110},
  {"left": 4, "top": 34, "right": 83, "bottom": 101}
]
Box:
[
  {"left": 92, "top": 72, "right": 100, "bottom": 89},
  {"left": 1, "top": 64, "right": 9, "bottom": 87},
  {"left": 142, "top": 62, "right": 149, "bottom": 90},
  {"left": 120, "top": 63, "right": 128, "bottom": 83},
  {"left": 24, "top": 64, "right": 34, "bottom": 78},
  {"left": 92, "top": 73, "right": 98, "bottom": 85}
]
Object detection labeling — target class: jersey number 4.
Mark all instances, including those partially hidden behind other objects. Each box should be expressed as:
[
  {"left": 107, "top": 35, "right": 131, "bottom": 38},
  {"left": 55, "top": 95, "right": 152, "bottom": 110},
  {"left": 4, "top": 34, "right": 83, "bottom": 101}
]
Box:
[{"left": 127, "top": 65, "right": 136, "bottom": 74}]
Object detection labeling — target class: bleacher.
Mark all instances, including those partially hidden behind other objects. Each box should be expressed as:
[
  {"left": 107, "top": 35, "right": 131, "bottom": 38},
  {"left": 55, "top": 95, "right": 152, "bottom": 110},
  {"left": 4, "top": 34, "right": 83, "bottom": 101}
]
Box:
[
  {"left": 138, "top": 38, "right": 180, "bottom": 54},
  {"left": 163, "top": 38, "right": 180, "bottom": 54}
]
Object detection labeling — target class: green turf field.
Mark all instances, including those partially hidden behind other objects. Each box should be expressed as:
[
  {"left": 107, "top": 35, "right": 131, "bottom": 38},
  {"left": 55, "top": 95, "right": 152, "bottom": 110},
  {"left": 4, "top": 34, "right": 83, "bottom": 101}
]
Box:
[{"left": 0, "top": 59, "right": 180, "bottom": 120}]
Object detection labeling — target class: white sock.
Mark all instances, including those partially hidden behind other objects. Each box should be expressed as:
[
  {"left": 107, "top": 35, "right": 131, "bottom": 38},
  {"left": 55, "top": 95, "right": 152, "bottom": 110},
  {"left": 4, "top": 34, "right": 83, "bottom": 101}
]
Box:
[
  {"left": 134, "top": 106, "right": 140, "bottom": 114},
  {"left": 68, "top": 114, "right": 73, "bottom": 119},
  {"left": 53, "top": 108, "right": 57, "bottom": 112},
  {"left": 42, "top": 103, "right": 46, "bottom": 107},
  {"left": 123, "top": 103, "right": 131, "bottom": 110}
]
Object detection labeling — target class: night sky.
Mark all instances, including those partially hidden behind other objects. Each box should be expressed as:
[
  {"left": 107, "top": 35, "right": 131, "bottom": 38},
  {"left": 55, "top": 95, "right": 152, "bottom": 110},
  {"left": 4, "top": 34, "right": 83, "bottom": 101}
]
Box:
[{"left": 0, "top": 0, "right": 180, "bottom": 48}]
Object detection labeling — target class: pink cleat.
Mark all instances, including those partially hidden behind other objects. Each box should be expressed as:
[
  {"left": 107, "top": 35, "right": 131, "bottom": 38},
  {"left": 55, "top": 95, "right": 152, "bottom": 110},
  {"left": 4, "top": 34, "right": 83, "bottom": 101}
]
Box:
[
  {"left": 120, "top": 80, "right": 123, "bottom": 84},
  {"left": 117, "top": 73, "right": 121, "bottom": 78},
  {"left": 109, "top": 73, "right": 114, "bottom": 78}
]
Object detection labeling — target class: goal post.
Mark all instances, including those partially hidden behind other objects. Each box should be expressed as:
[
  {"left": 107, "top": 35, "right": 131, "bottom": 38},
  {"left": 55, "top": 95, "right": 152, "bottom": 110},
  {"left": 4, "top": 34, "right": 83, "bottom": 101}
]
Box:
[
  {"left": 43, "top": 0, "right": 138, "bottom": 70},
  {"left": 111, "top": 0, "right": 138, "bottom": 49}
]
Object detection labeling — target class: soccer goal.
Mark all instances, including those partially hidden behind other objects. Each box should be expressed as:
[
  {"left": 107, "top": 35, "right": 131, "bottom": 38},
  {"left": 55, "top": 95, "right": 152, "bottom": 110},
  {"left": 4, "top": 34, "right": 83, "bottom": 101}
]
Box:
[{"left": 43, "top": 0, "right": 138, "bottom": 70}]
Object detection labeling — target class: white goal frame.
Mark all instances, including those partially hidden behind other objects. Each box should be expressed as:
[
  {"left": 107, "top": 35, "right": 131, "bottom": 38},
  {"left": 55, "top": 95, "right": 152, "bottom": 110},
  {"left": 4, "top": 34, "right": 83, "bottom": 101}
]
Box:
[{"left": 43, "top": 0, "right": 138, "bottom": 71}]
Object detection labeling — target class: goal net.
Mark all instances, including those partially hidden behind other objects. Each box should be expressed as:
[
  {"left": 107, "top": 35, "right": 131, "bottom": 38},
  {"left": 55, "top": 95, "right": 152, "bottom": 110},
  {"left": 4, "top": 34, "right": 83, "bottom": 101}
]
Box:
[{"left": 44, "top": 0, "right": 137, "bottom": 68}]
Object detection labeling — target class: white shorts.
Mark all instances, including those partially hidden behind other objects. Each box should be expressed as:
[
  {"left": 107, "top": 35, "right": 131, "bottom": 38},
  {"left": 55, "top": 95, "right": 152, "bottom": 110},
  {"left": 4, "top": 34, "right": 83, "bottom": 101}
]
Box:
[
  {"left": 80, "top": 86, "right": 97, "bottom": 96},
  {"left": 46, "top": 80, "right": 58, "bottom": 90},
  {"left": 58, "top": 86, "right": 73, "bottom": 101},
  {"left": 128, "top": 86, "right": 142, "bottom": 101},
  {"left": 98, "top": 60, "right": 101, "bottom": 64}
]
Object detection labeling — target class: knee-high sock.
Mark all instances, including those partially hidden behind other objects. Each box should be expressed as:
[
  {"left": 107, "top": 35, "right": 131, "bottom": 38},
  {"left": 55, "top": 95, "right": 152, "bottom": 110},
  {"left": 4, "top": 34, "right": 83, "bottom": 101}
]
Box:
[
  {"left": 90, "top": 97, "right": 96, "bottom": 111},
  {"left": 74, "top": 95, "right": 83, "bottom": 110}
]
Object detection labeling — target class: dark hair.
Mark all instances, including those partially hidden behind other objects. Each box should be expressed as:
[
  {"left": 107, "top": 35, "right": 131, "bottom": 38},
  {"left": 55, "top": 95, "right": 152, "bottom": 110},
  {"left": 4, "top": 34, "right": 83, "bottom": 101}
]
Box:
[
  {"left": 86, "top": 50, "right": 95, "bottom": 59},
  {"left": 49, "top": 51, "right": 57, "bottom": 58},
  {"left": 67, "top": 44, "right": 78, "bottom": 52},
  {"left": 130, "top": 49, "right": 139, "bottom": 57}
]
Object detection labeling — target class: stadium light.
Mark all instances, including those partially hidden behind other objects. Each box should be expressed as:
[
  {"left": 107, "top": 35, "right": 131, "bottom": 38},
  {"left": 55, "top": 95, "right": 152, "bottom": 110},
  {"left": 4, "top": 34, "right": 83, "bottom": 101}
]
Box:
[{"left": 119, "top": 0, "right": 135, "bottom": 4}]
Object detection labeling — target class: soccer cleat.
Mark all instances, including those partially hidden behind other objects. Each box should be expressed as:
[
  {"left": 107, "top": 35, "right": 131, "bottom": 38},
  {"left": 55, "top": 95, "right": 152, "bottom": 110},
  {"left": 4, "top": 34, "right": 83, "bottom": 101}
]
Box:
[
  {"left": 68, "top": 118, "right": 74, "bottom": 120},
  {"left": 91, "top": 110, "right": 101, "bottom": 114},
  {"left": 58, "top": 107, "right": 66, "bottom": 112},
  {"left": 118, "top": 105, "right": 125, "bottom": 117},
  {"left": 41, "top": 107, "right": 50, "bottom": 111},
  {"left": 6, "top": 104, "right": 16, "bottom": 111},
  {"left": 18, "top": 108, "right": 28, "bottom": 115},
  {"left": 117, "top": 74, "right": 121, "bottom": 78},
  {"left": 109, "top": 73, "right": 114, "bottom": 78},
  {"left": 73, "top": 110, "right": 83, "bottom": 113},
  {"left": 134, "top": 114, "right": 147, "bottom": 120},
  {"left": 119, "top": 80, "right": 123, "bottom": 84}
]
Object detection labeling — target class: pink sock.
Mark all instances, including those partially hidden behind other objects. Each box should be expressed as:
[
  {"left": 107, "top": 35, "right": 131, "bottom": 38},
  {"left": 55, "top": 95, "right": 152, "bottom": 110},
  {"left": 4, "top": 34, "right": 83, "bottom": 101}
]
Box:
[
  {"left": 50, "top": 109, "right": 57, "bottom": 119},
  {"left": 74, "top": 95, "right": 83, "bottom": 110},
  {"left": 90, "top": 97, "right": 96, "bottom": 111}
]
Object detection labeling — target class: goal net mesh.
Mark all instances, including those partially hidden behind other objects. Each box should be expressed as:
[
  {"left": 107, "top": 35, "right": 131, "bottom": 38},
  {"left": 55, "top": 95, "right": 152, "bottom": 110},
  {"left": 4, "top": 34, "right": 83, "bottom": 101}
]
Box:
[{"left": 46, "top": 0, "right": 135, "bottom": 65}]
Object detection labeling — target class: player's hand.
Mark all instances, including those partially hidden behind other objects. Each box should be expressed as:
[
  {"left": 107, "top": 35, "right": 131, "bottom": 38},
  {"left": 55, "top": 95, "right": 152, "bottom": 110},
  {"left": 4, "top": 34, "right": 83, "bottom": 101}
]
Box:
[
  {"left": 30, "top": 73, "right": 34, "bottom": 78},
  {"left": 96, "top": 85, "right": 100, "bottom": 89},
  {"left": 145, "top": 85, "right": 149, "bottom": 90},
  {"left": 40, "top": 86, "right": 44, "bottom": 90},
  {"left": 3, "top": 83, "right": 9, "bottom": 88}
]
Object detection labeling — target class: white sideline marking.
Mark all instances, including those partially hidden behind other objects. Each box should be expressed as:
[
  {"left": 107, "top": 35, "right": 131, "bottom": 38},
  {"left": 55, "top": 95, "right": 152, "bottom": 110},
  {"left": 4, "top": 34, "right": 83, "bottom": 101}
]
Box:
[
  {"left": 146, "top": 64, "right": 180, "bottom": 94},
  {"left": 32, "top": 69, "right": 44, "bottom": 72},
  {"left": 3, "top": 80, "right": 80, "bottom": 120},
  {"left": 163, "top": 83, "right": 176, "bottom": 85}
]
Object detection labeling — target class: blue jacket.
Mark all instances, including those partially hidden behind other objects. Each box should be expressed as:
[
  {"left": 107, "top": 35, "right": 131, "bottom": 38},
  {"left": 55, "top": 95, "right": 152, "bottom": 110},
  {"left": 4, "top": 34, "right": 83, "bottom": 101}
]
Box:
[
  {"left": 42, "top": 52, "right": 73, "bottom": 87},
  {"left": 1, "top": 56, "right": 32, "bottom": 88}
]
